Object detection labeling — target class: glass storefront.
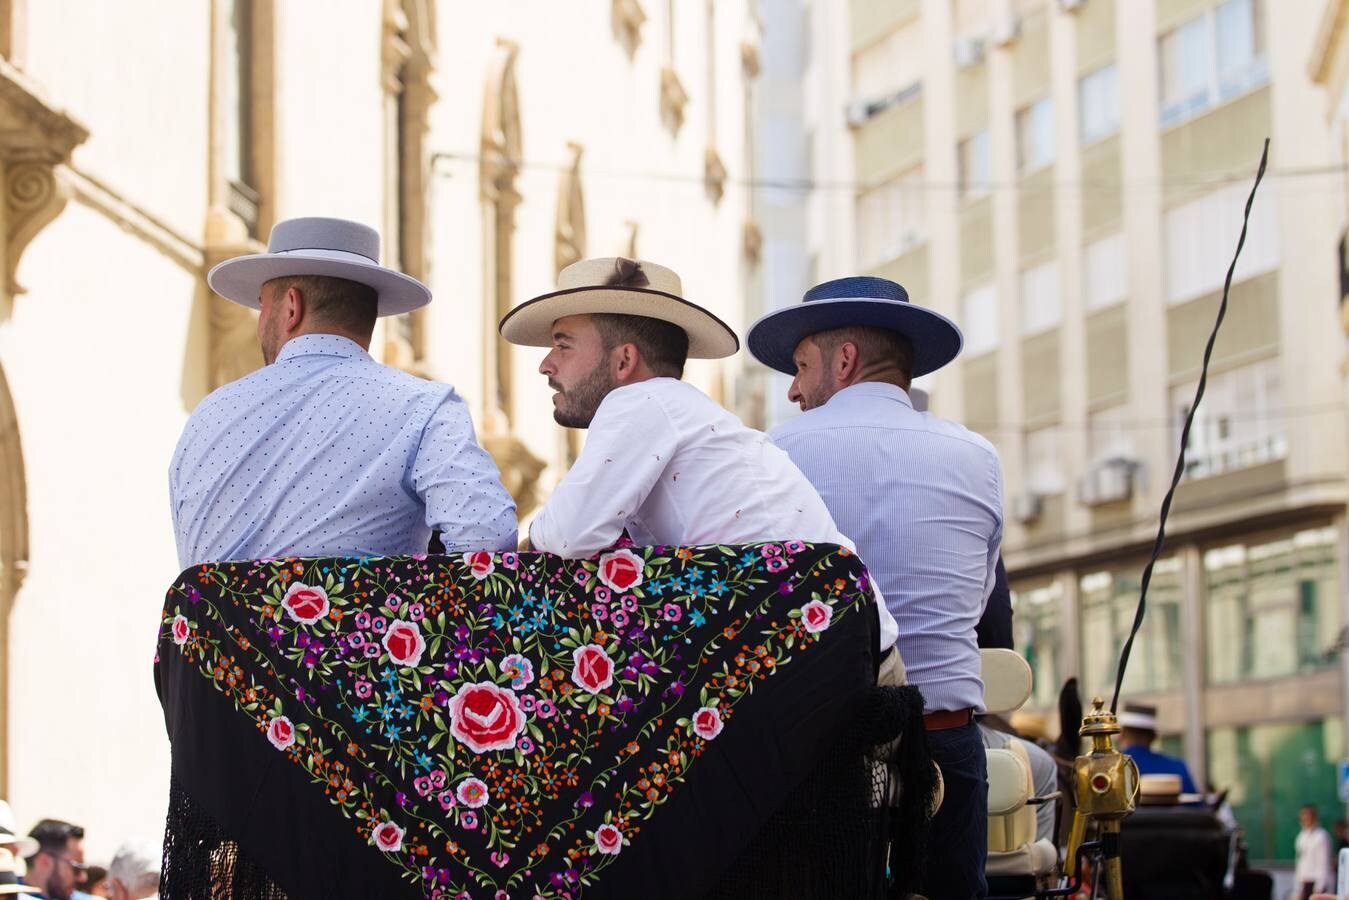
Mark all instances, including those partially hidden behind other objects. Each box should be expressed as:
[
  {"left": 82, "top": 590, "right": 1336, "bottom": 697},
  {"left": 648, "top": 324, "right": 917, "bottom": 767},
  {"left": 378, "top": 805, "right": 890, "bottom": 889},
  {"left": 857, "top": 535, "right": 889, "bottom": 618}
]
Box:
[
  {"left": 1011, "top": 581, "right": 1062, "bottom": 709},
  {"left": 1205, "top": 526, "right": 1340, "bottom": 684},
  {"left": 1080, "top": 557, "right": 1184, "bottom": 700},
  {"left": 1207, "top": 718, "right": 1344, "bottom": 862}
]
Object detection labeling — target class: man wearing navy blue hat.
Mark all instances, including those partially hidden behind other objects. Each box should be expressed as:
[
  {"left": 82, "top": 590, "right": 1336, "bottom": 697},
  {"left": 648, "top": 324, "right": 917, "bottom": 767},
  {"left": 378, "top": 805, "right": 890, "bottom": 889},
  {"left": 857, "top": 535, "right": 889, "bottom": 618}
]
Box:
[{"left": 747, "top": 276, "right": 1003, "bottom": 898}]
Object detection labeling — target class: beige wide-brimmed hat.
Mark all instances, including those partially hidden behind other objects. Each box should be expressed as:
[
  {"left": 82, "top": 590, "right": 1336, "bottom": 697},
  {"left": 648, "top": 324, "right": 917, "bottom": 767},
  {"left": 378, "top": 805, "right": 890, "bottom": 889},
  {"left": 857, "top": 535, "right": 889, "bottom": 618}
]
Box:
[
  {"left": 498, "top": 257, "right": 739, "bottom": 359},
  {"left": 207, "top": 217, "right": 431, "bottom": 317}
]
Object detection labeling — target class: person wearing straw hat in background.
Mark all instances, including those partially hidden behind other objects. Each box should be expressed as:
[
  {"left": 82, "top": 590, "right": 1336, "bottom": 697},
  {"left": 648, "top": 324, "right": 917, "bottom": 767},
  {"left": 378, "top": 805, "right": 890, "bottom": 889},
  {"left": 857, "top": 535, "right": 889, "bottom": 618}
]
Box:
[
  {"left": 746, "top": 275, "right": 1002, "bottom": 899},
  {"left": 0, "top": 848, "right": 39, "bottom": 898},
  {"left": 0, "top": 803, "right": 36, "bottom": 879},
  {"left": 499, "top": 256, "right": 901, "bottom": 659},
  {"left": 171, "top": 216, "right": 516, "bottom": 569}
]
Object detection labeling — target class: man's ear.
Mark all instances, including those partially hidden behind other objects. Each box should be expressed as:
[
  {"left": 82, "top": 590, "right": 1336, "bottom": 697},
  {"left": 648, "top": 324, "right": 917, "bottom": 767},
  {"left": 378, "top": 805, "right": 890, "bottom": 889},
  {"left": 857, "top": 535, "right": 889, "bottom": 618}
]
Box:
[
  {"left": 611, "top": 342, "right": 641, "bottom": 382},
  {"left": 282, "top": 285, "right": 305, "bottom": 333},
  {"left": 834, "top": 341, "right": 859, "bottom": 384}
]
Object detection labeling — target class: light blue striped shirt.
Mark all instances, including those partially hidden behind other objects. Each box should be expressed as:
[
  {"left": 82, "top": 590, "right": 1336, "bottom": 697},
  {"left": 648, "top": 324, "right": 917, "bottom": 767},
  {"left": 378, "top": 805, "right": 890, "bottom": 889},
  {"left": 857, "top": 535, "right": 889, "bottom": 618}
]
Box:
[
  {"left": 770, "top": 382, "right": 1003, "bottom": 712},
  {"left": 170, "top": 334, "right": 516, "bottom": 568}
]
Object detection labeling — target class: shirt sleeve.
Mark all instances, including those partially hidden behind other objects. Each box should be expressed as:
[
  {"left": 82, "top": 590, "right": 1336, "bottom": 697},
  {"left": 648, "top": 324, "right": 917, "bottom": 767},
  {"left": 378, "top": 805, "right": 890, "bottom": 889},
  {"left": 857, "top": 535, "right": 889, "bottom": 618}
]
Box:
[
  {"left": 412, "top": 389, "right": 518, "bottom": 552},
  {"left": 530, "top": 386, "right": 679, "bottom": 558}
]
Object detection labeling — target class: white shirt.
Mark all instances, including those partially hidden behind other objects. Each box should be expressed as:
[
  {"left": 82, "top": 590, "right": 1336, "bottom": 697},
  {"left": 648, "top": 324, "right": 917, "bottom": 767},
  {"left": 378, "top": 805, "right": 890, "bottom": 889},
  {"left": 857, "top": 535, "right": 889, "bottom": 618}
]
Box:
[
  {"left": 171, "top": 334, "right": 517, "bottom": 568},
  {"left": 772, "top": 382, "right": 1003, "bottom": 712},
  {"left": 530, "top": 378, "right": 899, "bottom": 649},
  {"left": 1296, "top": 824, "right": 1333, "bottom": 889}
]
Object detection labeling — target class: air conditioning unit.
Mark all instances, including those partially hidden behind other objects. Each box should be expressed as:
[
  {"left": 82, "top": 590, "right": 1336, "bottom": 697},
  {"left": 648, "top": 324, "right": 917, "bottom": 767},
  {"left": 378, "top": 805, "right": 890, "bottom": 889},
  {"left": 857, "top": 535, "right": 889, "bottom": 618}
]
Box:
[
  {"left": 845, "top": 99, "right": 872, "bottom": 128},
  {"left": 990, "top": 13, "right": 1021, "bottom": 47},
  {"left": 954, "top": 36, "right": 987, "bottom": 68},
  {"left": 1078, "top": 456, "right": 1140, "bottom": 507},
  {"left": 1011, "top": 492, "right": 1044, "bottom": 524},
  {"left": 1058, "top": 0, "right": 1088, "bottom": 10}
]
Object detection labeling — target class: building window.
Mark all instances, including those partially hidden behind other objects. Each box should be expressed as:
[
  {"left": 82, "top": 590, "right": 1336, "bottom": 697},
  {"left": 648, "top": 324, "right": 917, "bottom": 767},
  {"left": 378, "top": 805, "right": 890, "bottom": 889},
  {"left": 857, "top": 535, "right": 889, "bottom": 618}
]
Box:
[
  {"left": 1019, "top": 259, "right": 1061, "bottom": 335},
  {"left": 1208, "top": 718, "right": 1344, "bottom": 863},
  {"left": 1164, "top": 181, "right": 1279, "bottom": 304},
  {"left": 851, "top": 20, "right": 923, "bottom": 106},
  {"left": 958, "top": 129, "right": 991, "bottom": 199},
  {"left": 1078, "top": 63, "right": 1119, "bottom": 145},
  {"left": 1024, "top": 425, "right": 1064, "bottom": 495},
  {"left": 1081, "top": 557, "right": 1184, "bottom": 698},
  {"left": 1171, "top": 357, "right": 1285, "bottom": 479},
  {"left": 855, "top": 165, "right": 927, "bottom": 268},
  {"left": 220, "top": 0, "right": 260, "bottom": 237},
  {"left": 1083, "top": 231, "right": 1127, "bottom": 311},
  {"left": 1088, "top": 404, "right": 1133, "bottom": 464},
  {"left": 1159, "top": 0, "right": 1267, "bottom": 128},
  {"left": 961, "top": 283, "right": 999, "bottom": 356},
  {"left": 1205, "top": 526, "right": 1340, "bottom": 686},
  {"left": 1015, "top": 96, "right": 1055, "bottom": 173},
  {"left": 1011, "top": 581, "right": 1061, "bottom": 710}
]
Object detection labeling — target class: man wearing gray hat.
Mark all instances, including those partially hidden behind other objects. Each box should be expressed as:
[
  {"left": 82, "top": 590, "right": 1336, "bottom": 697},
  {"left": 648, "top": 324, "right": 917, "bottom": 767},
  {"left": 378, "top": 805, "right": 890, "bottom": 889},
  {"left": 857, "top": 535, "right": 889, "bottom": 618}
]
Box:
[{"left": 170, "top": 217, "right": 516, "bottom": 568}]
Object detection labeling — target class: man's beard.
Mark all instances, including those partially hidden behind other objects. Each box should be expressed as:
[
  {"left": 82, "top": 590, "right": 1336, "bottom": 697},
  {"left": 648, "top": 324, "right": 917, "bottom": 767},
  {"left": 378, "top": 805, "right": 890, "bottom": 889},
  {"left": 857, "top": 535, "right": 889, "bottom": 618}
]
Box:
[{"left": 552, "top": 360, "right": 614, "bottom": 428}]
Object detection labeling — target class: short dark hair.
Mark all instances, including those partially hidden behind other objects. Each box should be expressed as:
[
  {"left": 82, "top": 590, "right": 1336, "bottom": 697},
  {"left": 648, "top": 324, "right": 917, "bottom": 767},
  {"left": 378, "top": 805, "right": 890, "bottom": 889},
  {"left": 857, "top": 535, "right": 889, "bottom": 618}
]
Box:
[
  {"left": 28, "top": 818, "right": 84, "bottom": 861},
  {"left": 266, "top": 275, "right": 378, "bottom": 336},
  {"left": 591, "top": 313, "right": 689, "bottom": 378},
  {"left": 812, "top": 325, "right": 915, "bottom": 384}
]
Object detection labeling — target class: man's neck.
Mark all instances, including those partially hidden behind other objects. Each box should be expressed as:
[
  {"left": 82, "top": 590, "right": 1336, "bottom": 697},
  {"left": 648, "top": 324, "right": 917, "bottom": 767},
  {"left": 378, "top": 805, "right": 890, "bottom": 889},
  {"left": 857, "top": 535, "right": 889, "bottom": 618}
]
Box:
[{"left": 842, "top": 368, "right": 909, "bottom": 392}]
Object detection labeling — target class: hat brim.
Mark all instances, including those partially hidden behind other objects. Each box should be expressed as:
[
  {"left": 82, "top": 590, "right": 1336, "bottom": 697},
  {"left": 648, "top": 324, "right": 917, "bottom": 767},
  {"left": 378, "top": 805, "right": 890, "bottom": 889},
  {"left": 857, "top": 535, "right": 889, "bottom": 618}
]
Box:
[
  {"left": 1116, "top": 711, "right": 1159, "bottom": 731},
  {"left": 745, "top": 298, "right": 963, "bottom": 378},
  {"left": 499, "top": 286, "right": 740, "bottom": 359},
  {"left": 0, "top": 835, "right": 36, "bottom": 859},
  {"left": 207, "top": 253, "right": 432, "bottom": 317}
]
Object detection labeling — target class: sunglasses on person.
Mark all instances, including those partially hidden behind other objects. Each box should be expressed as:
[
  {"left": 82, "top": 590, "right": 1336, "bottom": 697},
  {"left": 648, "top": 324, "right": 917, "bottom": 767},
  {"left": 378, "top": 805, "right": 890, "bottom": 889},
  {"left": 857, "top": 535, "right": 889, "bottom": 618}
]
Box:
[{"left": 41, "top": 850, "right": 89, "bottom": 875}]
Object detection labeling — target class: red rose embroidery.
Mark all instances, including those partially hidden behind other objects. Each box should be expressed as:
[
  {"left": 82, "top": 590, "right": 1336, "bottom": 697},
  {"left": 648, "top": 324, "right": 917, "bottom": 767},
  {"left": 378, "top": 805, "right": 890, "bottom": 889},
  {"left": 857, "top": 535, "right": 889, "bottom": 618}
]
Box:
[
  {"left": 267, "top": 715, "right": 296, "bottom": 751},
  {"left": 448, "top": 682, "right": 526, "bottom": 753},
  {"left": 692, "top": 706, "right": 724, "bottom": 740},
  {"left": 596, "top": 549, "right": 644, "bottom": 592},
  {"left": 382, "top": 620, "right": 427, "bottom": 667},
  {"left": 170, "top": 615, "right": 190, "bottom": 646},
  {"left": 800, "top": 599, "right": 832, "bottom": 635},
  {"left": 372, "top": 820, "right": 404, "bottom": 853},
  {"left": 281, "top": 583, "right": 329, "bottom": 625},
  {"left": 594, "top": 823, "right": 623, "bottom": 856},
  {"left": 463, "top": 551, "right": 495, "bottom": 581},
  {"left": 571, "top": 644, "right": 614, "bottom": 695}
]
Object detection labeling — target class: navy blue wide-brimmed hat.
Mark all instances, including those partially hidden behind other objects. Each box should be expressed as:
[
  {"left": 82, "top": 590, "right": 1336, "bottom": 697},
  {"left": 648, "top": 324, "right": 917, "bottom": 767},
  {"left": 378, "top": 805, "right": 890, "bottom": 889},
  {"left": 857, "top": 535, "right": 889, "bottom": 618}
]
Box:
[{"left": 746, "top": 276, "right": 963, "bottom": 377}]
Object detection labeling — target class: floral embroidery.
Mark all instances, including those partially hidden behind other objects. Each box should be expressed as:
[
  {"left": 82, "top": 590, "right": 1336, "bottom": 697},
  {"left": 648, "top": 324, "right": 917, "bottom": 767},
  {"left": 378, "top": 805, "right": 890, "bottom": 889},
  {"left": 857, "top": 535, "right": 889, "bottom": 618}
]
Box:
[{"left": 159, "top": 543, "right": 868, "bottom": 897}]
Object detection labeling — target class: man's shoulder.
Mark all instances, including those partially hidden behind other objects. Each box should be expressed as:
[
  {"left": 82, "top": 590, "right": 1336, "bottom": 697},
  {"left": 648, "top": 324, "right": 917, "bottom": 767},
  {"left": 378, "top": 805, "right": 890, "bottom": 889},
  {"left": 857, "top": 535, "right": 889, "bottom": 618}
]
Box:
[{"left": 772, "top": 400, "right": 998, "bottom": 458}]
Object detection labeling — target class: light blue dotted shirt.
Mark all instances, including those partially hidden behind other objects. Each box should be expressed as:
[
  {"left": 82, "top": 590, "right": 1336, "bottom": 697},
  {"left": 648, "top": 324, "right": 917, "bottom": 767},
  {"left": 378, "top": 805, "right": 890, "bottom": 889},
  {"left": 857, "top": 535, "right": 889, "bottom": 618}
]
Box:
[
  {"left": 170, "top": 334, "right": 517, "bottom": 568},
  {"left": 771, "top": 381, "right": 1003, "bottom": 712}
]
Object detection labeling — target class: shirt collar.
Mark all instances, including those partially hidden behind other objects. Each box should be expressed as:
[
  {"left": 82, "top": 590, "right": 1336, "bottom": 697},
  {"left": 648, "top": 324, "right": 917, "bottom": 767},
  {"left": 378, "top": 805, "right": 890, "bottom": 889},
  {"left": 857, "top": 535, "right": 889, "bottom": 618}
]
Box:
[
  {"left": 275, "top": 333, "right": 370, "bottom": 364},
  {"left": 826, "top": 380, "right": 914, "bottom": 409}
]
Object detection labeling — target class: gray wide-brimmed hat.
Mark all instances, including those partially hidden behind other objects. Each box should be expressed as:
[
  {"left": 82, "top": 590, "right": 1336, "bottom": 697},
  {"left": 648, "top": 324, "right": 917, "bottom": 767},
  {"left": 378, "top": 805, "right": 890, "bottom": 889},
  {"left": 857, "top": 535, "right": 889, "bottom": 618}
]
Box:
[
  {"left": 746, "top": 275, "right": 963, "bottom": 378},
  {"left": 207, "top": 217, "right": 431, "bottom": 317},
  {"left": 499, "top": 257, "right": 739, "bottom": 359}
]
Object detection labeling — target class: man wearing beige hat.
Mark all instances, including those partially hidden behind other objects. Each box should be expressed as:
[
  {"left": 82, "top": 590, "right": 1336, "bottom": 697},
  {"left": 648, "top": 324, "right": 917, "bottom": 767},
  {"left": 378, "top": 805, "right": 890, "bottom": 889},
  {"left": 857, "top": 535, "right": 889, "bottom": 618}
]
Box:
[
  {"left": 171, "top": 216, "right": 516, "bottom": 567},
  {"left": 499, "top": 256, "right": 900, "bottom": 656}
]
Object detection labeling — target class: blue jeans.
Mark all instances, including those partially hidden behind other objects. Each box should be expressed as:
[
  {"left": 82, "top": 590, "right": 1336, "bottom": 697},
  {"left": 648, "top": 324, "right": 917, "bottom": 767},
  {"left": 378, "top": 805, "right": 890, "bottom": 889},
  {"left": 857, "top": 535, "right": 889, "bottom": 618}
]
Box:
[{"left": 924, "top": 720, "right": 988, "bottom": 899}]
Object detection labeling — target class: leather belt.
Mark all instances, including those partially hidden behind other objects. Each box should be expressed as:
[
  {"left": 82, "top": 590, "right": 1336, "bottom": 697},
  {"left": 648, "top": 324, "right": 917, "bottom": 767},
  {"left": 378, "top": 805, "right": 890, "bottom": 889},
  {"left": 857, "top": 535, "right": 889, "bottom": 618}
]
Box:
[{"left": 923, "top": 707, "right": 974, "bottom": 731}]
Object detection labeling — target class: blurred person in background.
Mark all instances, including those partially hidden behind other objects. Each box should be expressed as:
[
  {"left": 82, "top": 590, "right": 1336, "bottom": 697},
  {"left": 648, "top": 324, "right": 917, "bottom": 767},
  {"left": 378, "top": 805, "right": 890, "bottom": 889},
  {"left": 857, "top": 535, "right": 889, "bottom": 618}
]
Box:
[
  {"left": 1296, "top": 804, "right": 1333, "bottom": 900},
  {"left": 1116, "top": 703, "right": 1198, "bottom": 794},
  {"left": 20, "top": 820, "right": 85, "bottom": 900},
  {"left": 104, "top": 839, "right": 159, "bottom": 900},
  {"left": 0, "top": 804, "right": 36, "bottom": 875}
]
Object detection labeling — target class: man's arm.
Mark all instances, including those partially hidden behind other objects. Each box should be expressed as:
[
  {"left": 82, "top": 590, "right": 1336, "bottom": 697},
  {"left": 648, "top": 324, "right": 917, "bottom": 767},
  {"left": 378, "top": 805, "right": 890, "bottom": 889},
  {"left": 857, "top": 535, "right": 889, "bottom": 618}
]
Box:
[
  {"left": 413, "top": 390, "right": 518, "bottom": 552},
  {"left": 530, "top": 385, "right": 678, "bottom": 558}
]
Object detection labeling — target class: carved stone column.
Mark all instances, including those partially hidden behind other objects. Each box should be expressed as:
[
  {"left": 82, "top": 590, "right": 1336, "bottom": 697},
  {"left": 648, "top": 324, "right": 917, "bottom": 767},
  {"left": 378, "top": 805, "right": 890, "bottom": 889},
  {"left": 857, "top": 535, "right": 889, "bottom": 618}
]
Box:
[
  {"left": 480, "top": 39, "right": 545, "bottom": 515},
  {"left": 0, "top": 55, "right": 87, "bottom": 797}
]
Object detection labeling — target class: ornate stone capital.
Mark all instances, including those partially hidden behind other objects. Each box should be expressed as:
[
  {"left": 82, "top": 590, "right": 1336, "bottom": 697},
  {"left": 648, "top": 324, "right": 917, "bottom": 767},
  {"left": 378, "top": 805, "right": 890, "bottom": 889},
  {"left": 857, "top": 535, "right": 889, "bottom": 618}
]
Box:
[
  {"left": 0, "top": 58, "right": 88, "bottom": 295},
  {"left": 659, "top": 67, "right": 688, "bottom": 135}
]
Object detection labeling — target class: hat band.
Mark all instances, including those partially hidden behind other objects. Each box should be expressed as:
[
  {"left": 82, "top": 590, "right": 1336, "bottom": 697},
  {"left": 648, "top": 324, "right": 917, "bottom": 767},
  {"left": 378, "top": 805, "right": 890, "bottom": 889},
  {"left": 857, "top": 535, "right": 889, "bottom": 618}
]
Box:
[{"left": 270, "top": 247, "right": 379, "bottom": 266}]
